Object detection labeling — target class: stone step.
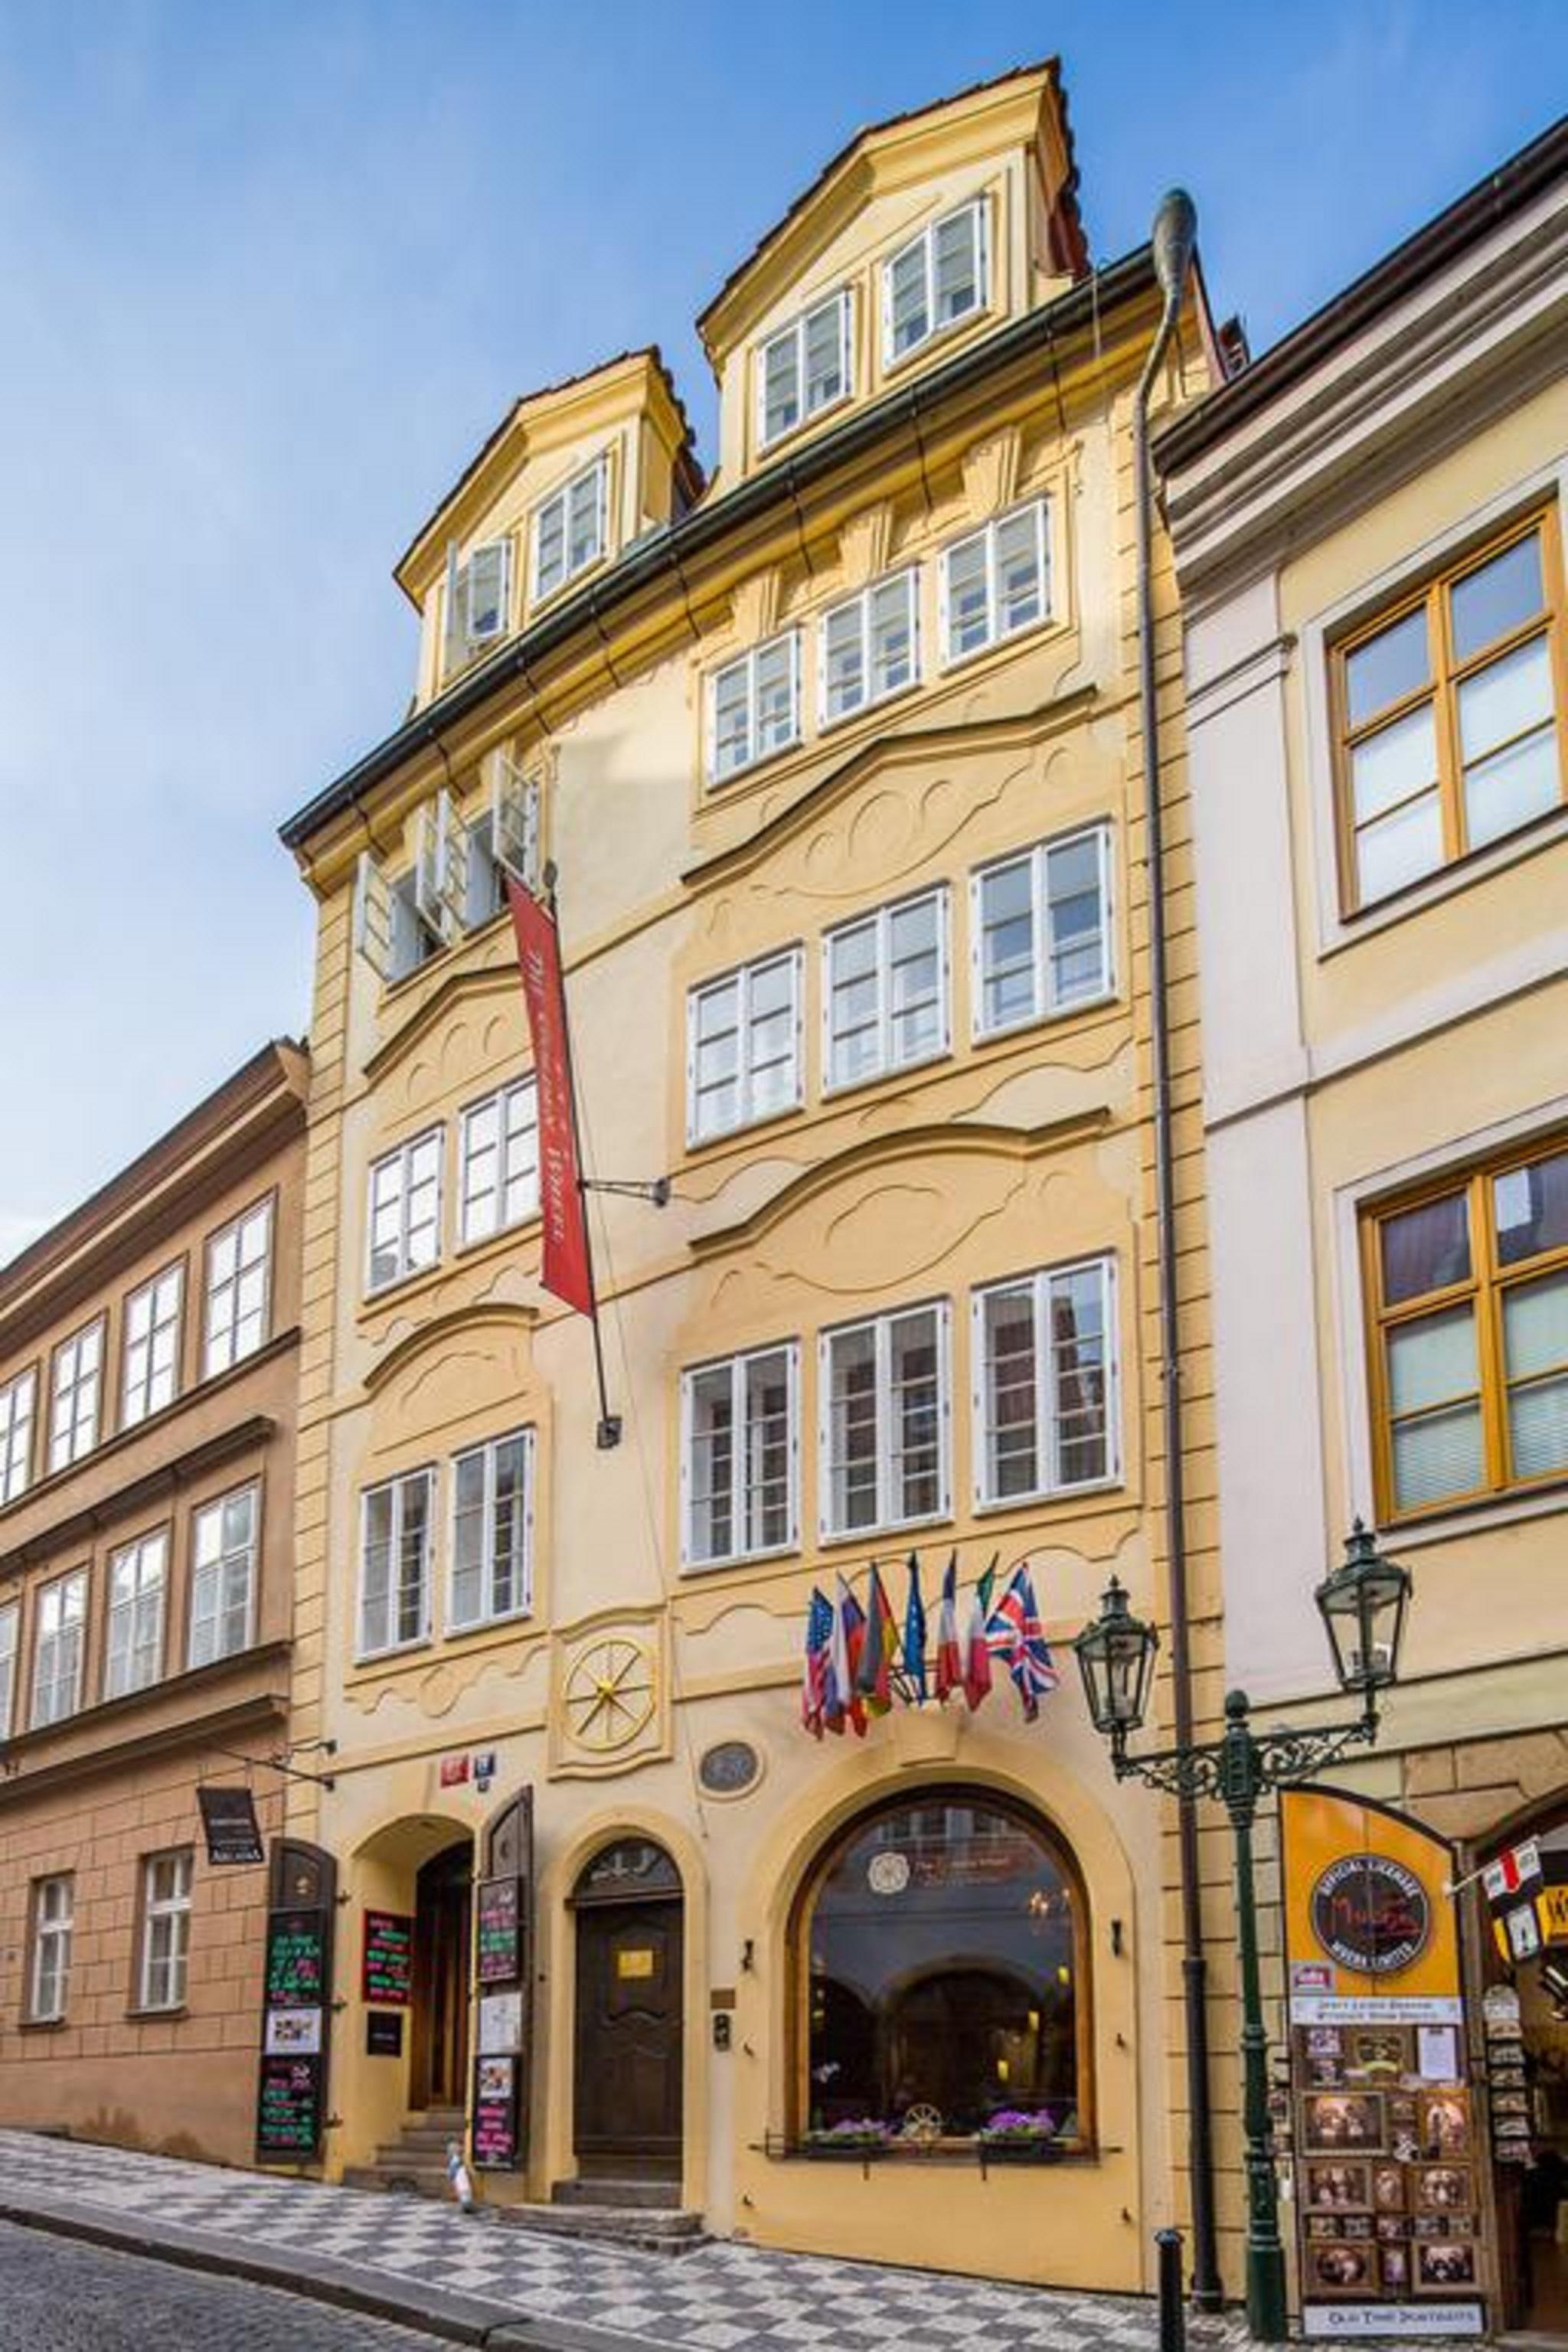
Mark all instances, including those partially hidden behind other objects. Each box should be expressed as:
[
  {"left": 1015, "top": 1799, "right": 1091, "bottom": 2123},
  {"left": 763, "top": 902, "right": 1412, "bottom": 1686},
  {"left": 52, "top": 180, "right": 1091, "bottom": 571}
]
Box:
[
  {"left": 371, "top": 2148, "right": 449, "bottom": 2175},
  {"left": 504, "top": 2202, "right": 704, "bottom": 2253},
  {"left": 552, "top": 2176, "right": 682, "bottom": 2210},
  {"left": 387, "top": 2126, "right": 459, "bottom": 2153}
]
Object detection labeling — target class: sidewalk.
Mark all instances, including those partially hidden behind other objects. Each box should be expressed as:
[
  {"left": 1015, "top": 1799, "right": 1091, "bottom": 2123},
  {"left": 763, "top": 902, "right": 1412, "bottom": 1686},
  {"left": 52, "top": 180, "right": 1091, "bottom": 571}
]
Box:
[{"left": 0, "top": 2128, "right": 1250, "bottom": 2352}]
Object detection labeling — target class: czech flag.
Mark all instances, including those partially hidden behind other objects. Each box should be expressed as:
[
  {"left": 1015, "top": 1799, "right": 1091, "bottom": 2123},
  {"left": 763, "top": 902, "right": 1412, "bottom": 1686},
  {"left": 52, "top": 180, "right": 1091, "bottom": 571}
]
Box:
[{"left": 835, "top": 1575, "right": 868, "bottom": 1736}]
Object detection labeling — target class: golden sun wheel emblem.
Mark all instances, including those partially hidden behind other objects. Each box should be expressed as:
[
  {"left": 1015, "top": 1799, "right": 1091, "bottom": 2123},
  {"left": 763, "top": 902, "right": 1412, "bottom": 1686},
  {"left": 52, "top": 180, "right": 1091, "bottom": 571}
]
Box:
[{"left": 564, "top": 1638, "right": 655, "bottom": 1752}]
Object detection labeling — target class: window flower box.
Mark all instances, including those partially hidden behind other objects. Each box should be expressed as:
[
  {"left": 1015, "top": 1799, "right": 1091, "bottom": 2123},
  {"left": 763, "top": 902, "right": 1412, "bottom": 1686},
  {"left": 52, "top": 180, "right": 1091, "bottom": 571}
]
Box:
[
  {"left": 976, "top": 2110, "right": 1066, "bottom": 2166},
  {"left": 802, "top": 2120, "right": 892, "bottom": 2161}
]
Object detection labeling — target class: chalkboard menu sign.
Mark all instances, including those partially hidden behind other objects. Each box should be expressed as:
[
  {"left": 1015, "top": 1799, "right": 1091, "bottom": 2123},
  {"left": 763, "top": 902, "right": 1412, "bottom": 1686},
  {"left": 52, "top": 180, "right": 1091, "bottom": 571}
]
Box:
[
  {"left": 257, "top": 2056, "right": 321, "bottom": 2154},
  {"left": 477, "top": 1877, "right": 521, "bottom": 1984},
  {"left": 361, "top": 1910, "right": 413, "bottom": 2005},
  {"left": 472, "top": 2054, "right": 518, "bottom": 2170},
  {"left": 266, "top": 1910, "right": 327, "bottom": 2007},
  {"left": 366, "top": 2011, "right": 403, "bottom": 2059}
]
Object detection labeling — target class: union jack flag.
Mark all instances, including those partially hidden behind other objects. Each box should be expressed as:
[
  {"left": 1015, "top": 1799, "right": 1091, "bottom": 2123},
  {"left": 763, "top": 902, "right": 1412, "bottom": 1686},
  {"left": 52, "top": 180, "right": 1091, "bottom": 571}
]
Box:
[
  {"left": 801, "top": 1586, "right": 835, "bottom": 1738},
  {"left": 985, "top": 1564, "right": 1060, "bottom": 1722}
]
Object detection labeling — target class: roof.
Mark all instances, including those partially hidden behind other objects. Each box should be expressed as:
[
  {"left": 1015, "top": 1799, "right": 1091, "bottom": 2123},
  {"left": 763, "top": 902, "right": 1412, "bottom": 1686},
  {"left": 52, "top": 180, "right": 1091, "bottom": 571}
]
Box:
[
  {"left": 1155, "top": 110, "right": 1568, "bottom": 475},
  {"left": 696, "top": 57, "right": 1088, "bottom": 347}
]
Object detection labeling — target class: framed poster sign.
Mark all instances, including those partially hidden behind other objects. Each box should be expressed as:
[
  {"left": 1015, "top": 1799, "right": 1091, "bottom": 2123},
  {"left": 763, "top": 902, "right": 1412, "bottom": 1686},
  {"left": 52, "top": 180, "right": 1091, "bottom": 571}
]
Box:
[
  {"left": 361, "top": 1910, "right": 413, "bottom": 2006},
  {"left": 476, "top": 1877, "right": 521, "bottom": 1984},
  {"left": 256, "top": 2056, "right": 322, "bottom": 2157},
  {"left": 265, "top": 1909, "right": 327, "bottom": 2008},
  {"left": 472, "top": 2054, "right": 518, "bottom": 2171}
]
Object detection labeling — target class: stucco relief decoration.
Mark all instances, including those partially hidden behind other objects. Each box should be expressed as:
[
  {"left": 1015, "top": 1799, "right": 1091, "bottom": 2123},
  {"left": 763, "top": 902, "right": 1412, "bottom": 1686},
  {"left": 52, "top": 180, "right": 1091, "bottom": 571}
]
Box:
[
  {"left": 364, "top": 1306, "right": 538, "bottom": 1455},
  {"left": 834, "top": 501, "right": 896, "bottom": 590},
  {"left": 550, "top": 1610, "right": 670, "bottom": 1779},
  {"left": 735, "top": 1157, "right": 1027, "bottom": 1305},
  {"left": 960, "top": 424, "right": 1024, "bottom": 522}
]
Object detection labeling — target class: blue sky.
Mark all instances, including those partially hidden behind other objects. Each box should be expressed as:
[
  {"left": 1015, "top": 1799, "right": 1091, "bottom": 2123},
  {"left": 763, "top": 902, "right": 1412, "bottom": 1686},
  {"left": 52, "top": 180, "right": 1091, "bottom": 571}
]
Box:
[{"left": 1, "top": 2, "right": 1564, "bottom": 1257}]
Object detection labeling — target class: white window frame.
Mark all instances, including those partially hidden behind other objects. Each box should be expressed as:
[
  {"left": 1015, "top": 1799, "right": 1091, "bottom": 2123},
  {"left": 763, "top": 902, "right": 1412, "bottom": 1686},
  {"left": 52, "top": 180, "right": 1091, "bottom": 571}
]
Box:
[
  {"left": 706, "top": 632, "right": 802, "bottom": 785},
  {"left": 939, "top": 498, "right": 1052, "bottom": 668},
  {"left": 204, "top": 1199, "right": 273, "bottom": 1379},
  {"left": 680, "top": 1341, "right": 800, "bottom": 1570},
  {"left": 882, "top": 195, "right": 989, "bottom": 370},
  {"left": 0, "top": 1365, "right": 35, "bottom": 1505},
  {"left": 48, "top": 1317, "right": 104, "bottom": 1473},
  {"left": 357, "top": 1468, "right": 435, "bottom": 1660},
  {"left": 138, "top": 1849, "right": 193, "bottom": 2012},
  {"left": 449, "top": 1428, "right": 535, "bottom": 1632},
  {"left": 29, "top": 1873, "right": 73, "bottom": 2022},
  {"left": 822, "top": 887, "right": 950, "bottom": 1096},
  {"left": 970, "top": 822, "right": 1115, "bottom": 1042},
  {"left": 31, "top": 1568, "right": 86, "bottom": 1729},
  {"left": 459, "top": 1081, "right": 540, "bottom": 1246},
  {"left": 756, "top": 287, "right": 854, "bottom": 451},
  {"left": 366, "top": 1127, "right": 445, "bottom": 1294},
  {"left": 531, "top": 452, "right": 610, "bottom": 605},
  {"left": 818, "top": 1301, "right": 952, "bottom": 1540},
  {"left": 818, "top": 567, "right": 922, "bottom": 728},
  {"left": 443, "top": 535, "right": 513, "bottom": 673},
  {"left": 122, "top": 1261, "right": 184, "bottom": 1429},
  {"left": 972, "top": 1256, "right": 1121, "bottom": 1510},
  {"left": 0, "top": 1598, "right": 18, "bottom": 1743},
  {"left": 104, "top": 1529, "right": 168, "bottom": 1701},
  {"left": 686, "top": 949, "right": 804, "bottom": 1146},
  {"left": 188, "top": 1484, "right": 259, "bottom": 1668}
]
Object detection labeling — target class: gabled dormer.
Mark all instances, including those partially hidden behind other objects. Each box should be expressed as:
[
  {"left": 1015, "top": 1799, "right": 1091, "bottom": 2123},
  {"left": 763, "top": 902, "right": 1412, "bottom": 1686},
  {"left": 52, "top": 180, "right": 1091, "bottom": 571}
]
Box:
[
  {"left": 697, "top": 58, "right": 1086, "bottom": 488},
  {"left": 395, "top": 348, "right": 701, "bottom": 707}
]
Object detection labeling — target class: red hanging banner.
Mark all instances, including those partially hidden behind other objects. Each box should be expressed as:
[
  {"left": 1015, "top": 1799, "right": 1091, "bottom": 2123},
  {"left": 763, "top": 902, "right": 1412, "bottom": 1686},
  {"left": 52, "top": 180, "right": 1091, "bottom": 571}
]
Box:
[{"left": 505, "top": 876, "right": 595, "bottom": 1318}]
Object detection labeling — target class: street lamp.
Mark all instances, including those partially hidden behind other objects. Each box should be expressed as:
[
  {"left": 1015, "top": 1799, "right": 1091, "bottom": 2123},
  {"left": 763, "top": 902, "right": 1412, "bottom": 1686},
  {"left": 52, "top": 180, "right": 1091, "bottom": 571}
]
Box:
[{"left": 1074, "top": 1522, "right": 1412, "bottom": 2344}]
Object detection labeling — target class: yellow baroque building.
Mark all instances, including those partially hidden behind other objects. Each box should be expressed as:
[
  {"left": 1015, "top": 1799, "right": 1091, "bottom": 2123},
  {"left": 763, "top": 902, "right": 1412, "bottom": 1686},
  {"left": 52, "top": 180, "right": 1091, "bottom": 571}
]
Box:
[{"left": 278, "top": 61, "right": 1227, "bottom": 2289}]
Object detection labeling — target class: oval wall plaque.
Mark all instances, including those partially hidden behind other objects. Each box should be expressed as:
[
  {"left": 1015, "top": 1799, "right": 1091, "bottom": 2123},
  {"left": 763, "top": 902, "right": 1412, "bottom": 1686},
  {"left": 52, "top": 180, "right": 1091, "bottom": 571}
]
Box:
[{"left": 697, "top": 1740, "right": 760, "bottom": 1797}]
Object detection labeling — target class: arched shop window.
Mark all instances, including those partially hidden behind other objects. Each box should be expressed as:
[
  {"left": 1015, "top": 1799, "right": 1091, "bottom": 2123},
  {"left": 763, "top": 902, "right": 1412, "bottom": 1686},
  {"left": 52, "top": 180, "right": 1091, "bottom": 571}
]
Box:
[{"left": 795, "top": 1789, "right": 1089, "bottom": 2145}]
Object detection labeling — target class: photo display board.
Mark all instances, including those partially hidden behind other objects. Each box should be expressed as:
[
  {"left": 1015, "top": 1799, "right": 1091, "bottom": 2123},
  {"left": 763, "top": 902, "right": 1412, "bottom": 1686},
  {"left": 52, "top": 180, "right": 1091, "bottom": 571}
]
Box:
[
  {"left": 1282, "top": 1789, "right": 1483, "bottom": 2338},
  {"left": 255, "top": 1841, "right": 335, "bottom": 2165}
]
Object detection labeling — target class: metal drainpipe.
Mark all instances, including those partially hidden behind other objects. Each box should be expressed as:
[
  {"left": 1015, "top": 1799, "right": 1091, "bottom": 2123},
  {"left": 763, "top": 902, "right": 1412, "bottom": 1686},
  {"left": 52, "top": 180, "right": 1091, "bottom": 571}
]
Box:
[{"left": 1133, "top": 188, "right": 1223, "bottom": 2314}]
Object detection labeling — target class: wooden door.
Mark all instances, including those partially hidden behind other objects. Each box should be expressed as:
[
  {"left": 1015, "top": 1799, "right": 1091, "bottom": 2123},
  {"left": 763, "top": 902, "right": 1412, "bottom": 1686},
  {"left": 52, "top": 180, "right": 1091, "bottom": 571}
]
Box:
[
  {"left": 573, "top": 1900, "right": 683, "bottom": 2175},
  {"left": 411, "top": 1843, "right": 472, "bottom": 2111}
]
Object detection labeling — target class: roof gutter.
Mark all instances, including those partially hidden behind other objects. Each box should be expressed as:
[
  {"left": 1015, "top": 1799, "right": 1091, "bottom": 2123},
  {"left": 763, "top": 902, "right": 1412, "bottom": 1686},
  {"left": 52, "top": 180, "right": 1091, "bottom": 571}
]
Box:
[{"left": 280, "top": 245, "right": 1158, "bottom": 852}]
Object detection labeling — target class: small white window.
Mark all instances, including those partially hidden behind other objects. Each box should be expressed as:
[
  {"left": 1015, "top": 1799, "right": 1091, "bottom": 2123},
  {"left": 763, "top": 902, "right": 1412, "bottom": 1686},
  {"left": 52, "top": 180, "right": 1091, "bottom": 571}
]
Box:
[
  {"left": 139, "top": 1850, "right": 192, "bottom": 2012},
  {"left": 465, "top": 755, "right": 542, "bottom": 926},
  {"left": 0, "top": 1599, "right": 18, "bottom": 1743},
  {"left": 366, "top": 1129, "right": 443, "bottom": 1292},
  {"left": 973, "top": 1256, "right": 1118, "bottom": 1508},
  {"left": 707, "top": 632, "right": 802, "bottom": 783},
  {"left": 681, "top": 1343, "right": 799, "bottom": 1568},
  {"left": 758, "top": 289, "right": 853, "bottom": 449},
  {"left": 972, "top": 824, "right": 1113, "bottom": 1040},
  {"left": 824, "top": 887, "right": 949, "bottom": 1093},
  {"left": 30, "top": 1874, "right": 73, "bottom": 2021},
  {"left": 820, "top": 1302, "right": 950, "bottom": 1538},
  {"left": 884, "top": 198, "right": 988, "bottom": 366},
  {"left": 204, "top": 1200, "right": 272, "bottom": 1378},
  {"left": 533, "top": 454, "right": 609, "bottom": 603},
  {"left": 104, "top": 1530, "right": 168, "bottom": 1700},
  {"left": 941, "top": 499, "right": 1050, "bottom": 665},
  {"left": 49, "top": 1318, "right": 103, "bottom": 1472},
  {"left": 443, "top": 536, "right": 512, "bottom": 673},
  {"left": 450, "top": 1429, "right": 534, "bottom": 1630},
  {"left": 460, "top": 1083, "right": 539, "bottom": 1245},
  {"left": 688, "top": 950, "right": 802, "bottom": 1144},
  {"left": 31, "top": 1569, "right": 86, "bottom": 1729},
  {"left": 358, "top": 1469, "right": 434, "bottom": 1658},
  {"left": 122, "top": 1263, "right": 183, "bottom": 1429},
  {"left": 820, "top": 568, "right": 921, "bottom": 727},
  {"left": 189, "top": 1485, "right": 258, "bottom": 1668},
  {"left": 0, "top": 1367, "right": 35, "bottom": 1505}
]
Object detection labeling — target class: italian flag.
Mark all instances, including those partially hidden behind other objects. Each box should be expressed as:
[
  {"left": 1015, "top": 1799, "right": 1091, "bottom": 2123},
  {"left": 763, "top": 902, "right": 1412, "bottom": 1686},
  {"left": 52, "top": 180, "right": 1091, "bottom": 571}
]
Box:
[{"left": 963, "top": 1558, "right": 996, "bottom": 1711}]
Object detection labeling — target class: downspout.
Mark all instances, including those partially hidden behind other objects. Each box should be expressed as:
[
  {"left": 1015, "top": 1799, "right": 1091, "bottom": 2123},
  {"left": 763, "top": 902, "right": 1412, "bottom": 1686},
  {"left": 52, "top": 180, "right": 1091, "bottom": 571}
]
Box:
[{"left": 1133, "top": 188, "right": 1223, "bottom": 2314}]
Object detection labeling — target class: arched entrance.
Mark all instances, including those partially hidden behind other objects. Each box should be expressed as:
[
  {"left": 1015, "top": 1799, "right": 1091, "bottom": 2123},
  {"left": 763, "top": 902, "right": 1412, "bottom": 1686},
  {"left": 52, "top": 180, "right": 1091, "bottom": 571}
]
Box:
[
  {"left": 571, "top": 1837, "right": 684, "bottom": 2180},
  {"left": 411, "top": 1838, "right": 473, "bottom": 2112}
]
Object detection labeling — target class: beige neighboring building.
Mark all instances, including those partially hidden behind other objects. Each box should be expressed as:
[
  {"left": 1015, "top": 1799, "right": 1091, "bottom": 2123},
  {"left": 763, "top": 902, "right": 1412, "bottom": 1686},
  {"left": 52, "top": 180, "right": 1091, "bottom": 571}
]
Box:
[
  {"left": 1161, "top": 122, "right": 1568, "bottom": 2337},
  {"left": 0, "top": 1041, "right": 307, "bottom": 2162},
  {"left": 278, "top": 62, "right": 1233, "bottom": 2290}
]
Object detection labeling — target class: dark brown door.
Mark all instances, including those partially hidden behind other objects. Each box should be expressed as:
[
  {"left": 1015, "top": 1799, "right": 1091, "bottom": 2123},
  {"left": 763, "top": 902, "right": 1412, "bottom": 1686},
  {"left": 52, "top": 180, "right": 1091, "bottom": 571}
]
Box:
[
  {"left": 574, "top": 1900, "right": 683, "bottom": 2176},
  {"left": 411, "top": 1842, "right": 472, "bottom": 2111}
]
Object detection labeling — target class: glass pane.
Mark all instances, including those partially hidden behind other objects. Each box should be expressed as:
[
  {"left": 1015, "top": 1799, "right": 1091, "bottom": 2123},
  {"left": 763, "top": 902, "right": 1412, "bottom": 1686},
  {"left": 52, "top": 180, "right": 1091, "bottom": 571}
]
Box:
[
  {"left": 946, "top": 534, "right": 989, "bottom": 657},
  {"left": 890, "top": 1310, "right": 940, "bottom": 1518},
  {"left": 1458, "top": 635, "right": 1552, "bottom": 766},
  {"left": 1464, "top": 726, "right": 1559, "bottom": 850},
  {"left": 1509, "top": 1374, "right": 1568, "bottom": 1481},
  {"left": 749, "top": 958, "right": 792, "bottom": 1024},
  {"left": 1355, "top": 788, "right": 1443, "bottom": 903},
  {"left": 1387, "top": 1305, "right": 1478, "bottom": 1414},
  {"left": 1350, "top": 703, "right": 1439, "bottom": 824},
  {"left": 1495, "top": 1152, "right": 1568, "bottom": 1266},
  {"left": 1345, "top": 606, "right": 1430, "bottom": 727},
  {"left": 870, "top": 577, "right": 914, "bottom": 697},
  {"left": 1449, "top": 531, "right": 1543, "bottom": 662},
  {"left": 1052, "top": 1266, "right": 1108, "bottom": 1485},
  {"left": 995, "top": 511, "right": 1043, "bottom": 635},
  {"left": 828, "top": 1327, "right": 878, "bottom": 1531},
  {"left": 756, "top": 639, "right": 795, "bottom": 752},
  {"left": 824, "top": 603, "right": 864, "bottom": 719},
  {"left": 804, "top": 298, "right": 844, "bottom": 411},
  {"left": 1380, "top": 1192, "right": 1471, "bottom": 1303},
  {"left": 890, "top": 242, "right": 926, "bottom": 354},
  {"left": 1502, "top": 1271, "right": 1568, "bottom": 1383},
  {"left": 1046, "top": 836, "right": 1105, "bottom": 1004},
  {"left": 984, "top": 1287, "right": 1037, "bottom": 1499},
  {"left": 933, "top": 207, "right": 978, "bottom": 323},
  {"left": 1392, "top": 1402, "right": 1485, "bottom": 1511},
  {"left": 763, "top": 332, "right": 799, "bottom": 442}
]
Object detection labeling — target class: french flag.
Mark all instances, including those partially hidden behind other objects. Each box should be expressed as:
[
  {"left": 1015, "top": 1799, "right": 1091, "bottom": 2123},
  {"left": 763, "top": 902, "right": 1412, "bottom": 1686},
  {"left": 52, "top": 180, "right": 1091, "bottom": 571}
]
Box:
[{"left": 935, "top": 1554, "right": 962, "bottom": 1702}]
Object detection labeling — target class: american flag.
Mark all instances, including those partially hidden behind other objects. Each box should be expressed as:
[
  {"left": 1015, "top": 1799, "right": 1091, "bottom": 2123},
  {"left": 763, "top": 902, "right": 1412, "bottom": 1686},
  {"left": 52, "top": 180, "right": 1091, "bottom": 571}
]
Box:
[
  {"left": 801, "top": 1586, "right": 835, "bottom": 1738},
  {"left": 986, "top": 1565, "right": 1060, "bottom": 1721}
]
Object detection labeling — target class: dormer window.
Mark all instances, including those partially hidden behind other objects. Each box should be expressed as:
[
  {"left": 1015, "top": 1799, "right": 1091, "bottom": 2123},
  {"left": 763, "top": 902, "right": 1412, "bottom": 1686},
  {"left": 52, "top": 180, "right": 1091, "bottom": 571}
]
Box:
[
  {"left": 532, "top": 455, "right": 609, "bottom": 605},
  {"left": 443, "top": 538, "right": 511, "bottom": 675},
  {"left": 707, "top": 632, "right": 802, "bottom": 784},
  {"left": 884, "top": 198, "right": 988, "bottom": 368},
  {"left": 758, "top": 290, "right": 853, "bottom": 450}
]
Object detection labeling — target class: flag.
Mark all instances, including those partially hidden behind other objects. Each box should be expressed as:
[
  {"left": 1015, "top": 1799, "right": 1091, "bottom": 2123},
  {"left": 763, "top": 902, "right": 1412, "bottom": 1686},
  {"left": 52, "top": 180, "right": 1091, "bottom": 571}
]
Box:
[
  {"left": 987, "top": 1563, "right": 1060, "bottom": 1722},
  {"left": 962, "top": 1558, "right": 995, "bottom": 1711},
  {"left": 934, "top": 1553, "right": 962, "bottom": 1702},
  {"left": 837, "top": 1575, "right": 867, "bottom": 1737},
  {"left": 505, "top": 877, "right": 594, "bottom": 1316},
  {"left": 857, "top": 1565, "right": 897, "bottom": 1717},
  {"left": 902, "top": 1553, "right": 927, "bottom": 1701},
  {"left": 802, "top": 1586, "right": 835, "bottom": 1739}
]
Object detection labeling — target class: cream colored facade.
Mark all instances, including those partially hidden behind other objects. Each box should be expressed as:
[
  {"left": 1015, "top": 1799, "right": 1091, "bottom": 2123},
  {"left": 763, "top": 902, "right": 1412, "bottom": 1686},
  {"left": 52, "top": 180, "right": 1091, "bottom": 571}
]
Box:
[
  {"left": 1162, "top": 124, "right": 1568, "bottom": 2333},
  {"left": 280, "top": 64, "right": 1225, "bottom": 2290}
]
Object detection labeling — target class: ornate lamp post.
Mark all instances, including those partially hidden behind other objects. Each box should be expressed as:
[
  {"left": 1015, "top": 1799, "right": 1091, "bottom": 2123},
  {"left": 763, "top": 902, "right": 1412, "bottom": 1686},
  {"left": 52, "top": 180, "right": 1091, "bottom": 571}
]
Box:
[{"left": 1075, "top": 1522, "right": 1412, "bottom": 2344}]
